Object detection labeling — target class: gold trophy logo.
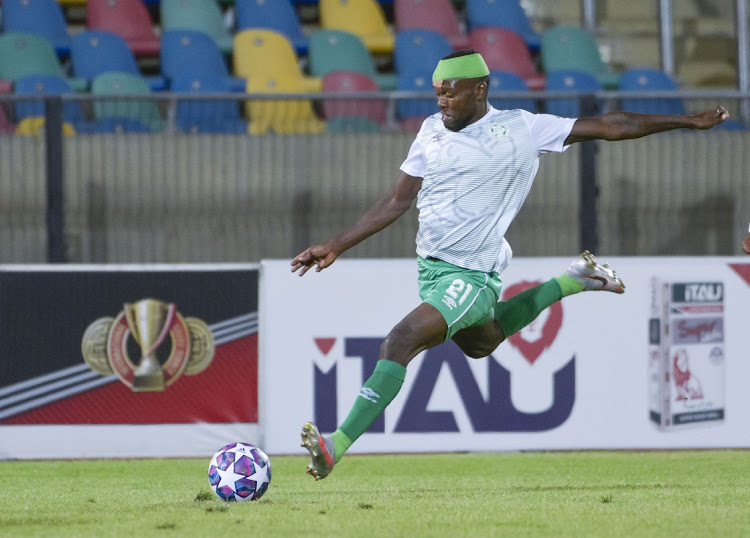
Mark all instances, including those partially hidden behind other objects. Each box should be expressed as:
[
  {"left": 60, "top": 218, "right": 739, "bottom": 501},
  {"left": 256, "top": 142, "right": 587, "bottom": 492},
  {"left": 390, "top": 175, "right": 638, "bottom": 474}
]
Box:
[
  {"left": 81, "top": 299, "right": 214, "bottom": 392},
  {"left": 124, "top": 299, "right": 176, "bottom": 392}
]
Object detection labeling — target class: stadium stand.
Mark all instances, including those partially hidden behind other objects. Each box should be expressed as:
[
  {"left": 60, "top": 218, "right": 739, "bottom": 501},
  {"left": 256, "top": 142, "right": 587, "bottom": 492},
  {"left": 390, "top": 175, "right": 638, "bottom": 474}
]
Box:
[
  {"left": 233, "top": 29, "right": 325, "bottom": 134},
  {"left": 468, "top": 27, "right": 545, "bottom": 90},
  {"left": 171, "top": 75, "right": 249, "bottom": 134},
  {"left": 308, "top": 30, "right": 397, "bottom": 90},
  {"left": 0, "top": 33, "right": 87, "bottom": 91},
  {"left": 87, "top": 0, "right": 161, "bottom": 57},
  {"left": 71, "top": 31, "right": 167, "bottom": 92},
  {"left": 465, "top": 0, "right": 541, "bottom": 51},
  {"left": 90, "top": 72, "right": 165, "bottom": 132},
  {"left": 395, "top": 72, "right": 436, "bottom": 132},
  {"left": 540, "top": 26, "right": 620, "bottom": 89},
  {"left": 15, "top": 116, "right": 77, "bottom": 135},
  {"left": 160, "top": 0, "right": 235, "bottom": 55},
  {"left": 0, "top": 0, "right": 73, "bottom": 57},
  {"left": 544, "top": 69, "right": 602, "bottom": 117},
  {"left": 321, "top": 71, "right": 386, "bottom": 132},
  {"left": 393, "top": 0, "right": 469, "bottom": 50},
  {"left": 487, "top": 71, "right": 537, "bottom": 113},
  {"left": 393, "top": 29, "right": 453, "bottom": 77},
  {"left": 235, "top": 0, "right": 309, "bottom": 56},
  {"left": 319, "top": 0, "right": 395, "bottom": 55},
  {"left": 160, "top": 30, "right": 245, "bottom": 92}
]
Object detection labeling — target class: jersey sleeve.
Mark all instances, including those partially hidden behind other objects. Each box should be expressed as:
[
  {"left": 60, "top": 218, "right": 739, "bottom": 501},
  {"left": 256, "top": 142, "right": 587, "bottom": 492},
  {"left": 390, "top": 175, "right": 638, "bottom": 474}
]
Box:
[
  {"left": 400, "top": 135, "right": 426, "bottom": 178},
  {"left": 520, "top": 110, "right": 577, "bottom": 154}
]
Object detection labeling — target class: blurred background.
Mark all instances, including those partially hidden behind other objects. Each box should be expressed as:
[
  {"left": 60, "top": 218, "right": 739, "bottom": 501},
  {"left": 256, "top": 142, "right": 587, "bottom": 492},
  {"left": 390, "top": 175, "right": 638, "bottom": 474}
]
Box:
[{"left": 0, "top": 0, "right": 748, "bottom": 264}]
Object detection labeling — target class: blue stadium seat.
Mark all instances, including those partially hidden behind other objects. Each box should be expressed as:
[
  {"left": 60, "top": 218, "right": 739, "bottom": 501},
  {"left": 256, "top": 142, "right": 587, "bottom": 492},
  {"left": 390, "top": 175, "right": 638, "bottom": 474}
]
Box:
[
  {"left": 394, "top": 29, "right": 453, "bottom": 76},
  {"left": 235, "top": 0, "right": 309, "bottom": 56},
  {"left": 488, "top": 71, "right": 537, "bottom": 112},
  {"left": 1, "top": 0, "right": 72, "bottom": 57},
  {"left": 71, "top": 31, "right": 166, "bottom": 92},
  {"left": 396, "top": 72, "right": 436, "bottom": 132},
  {"left": 544, "top": 69, "right": 602, "bottom": 117},
  {"left": 465, "top": 0, "right": 541, "bottom": 51},
  {"left": 161, "top": 30, "right": 245, "bottom": 92},
  {"left": 618, "top": 68, "right": 684, "bottom": 116},
  {"left": 172, "top": 76, "right": 248, "bottom": 134},
  {"left": 12, "top": 75, "right": 98, "bottom": 132}
]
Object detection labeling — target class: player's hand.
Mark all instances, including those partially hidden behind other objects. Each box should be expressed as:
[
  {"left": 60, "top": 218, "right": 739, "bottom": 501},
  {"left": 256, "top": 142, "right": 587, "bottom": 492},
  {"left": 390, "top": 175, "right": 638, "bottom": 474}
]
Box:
[
  {"left": 691, "top": 106, "right": 729, "bottom": 130},
  {"left": 291, "top": 242, "right": 339, "bottom": 276},
  {"left": 743, "top": 233, "right": 750, "bottom": 255}
]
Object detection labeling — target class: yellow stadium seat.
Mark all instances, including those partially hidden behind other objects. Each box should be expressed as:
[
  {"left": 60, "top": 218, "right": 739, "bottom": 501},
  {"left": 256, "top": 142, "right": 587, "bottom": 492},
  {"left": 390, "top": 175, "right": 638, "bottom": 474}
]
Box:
[
  {"left": 319, "top": 0, "right": 395, "bottom": 55},
  {"left": 233, "top": 29, "right": 324, "bottom": 134},
  {"left": 16, "top": 116, "right": 76, "bottom": 135}
]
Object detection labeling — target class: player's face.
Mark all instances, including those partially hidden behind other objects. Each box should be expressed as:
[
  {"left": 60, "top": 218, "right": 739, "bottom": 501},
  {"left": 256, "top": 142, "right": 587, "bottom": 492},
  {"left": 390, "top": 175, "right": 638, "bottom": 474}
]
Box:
[{"left": 433, "top": 78, "right": 487, "bottom": 132}]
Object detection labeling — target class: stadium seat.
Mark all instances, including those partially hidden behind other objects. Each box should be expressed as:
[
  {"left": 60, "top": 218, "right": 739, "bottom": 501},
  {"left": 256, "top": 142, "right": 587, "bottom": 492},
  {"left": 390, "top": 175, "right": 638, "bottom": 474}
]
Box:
[
  {"left": 13, "top": 75, "right": 90, "bottom": 126},
  {"left": 541, "top": 27, "right": 620, "bottom": 90},
  {"left": 468, "top": 27, "right": 545, "bottom": 90},
  {"left": 319, "top": 0, "right": 395, "bottom": 55},
  {"left": 394, "top": 29, "right": 453, "bottom": 76},
  {"left": 308, "top": 30, "right": 397, "bottom": 90},
  {"left": 544, "top": 69, "right": 602, "bottom": 118},
  {"left": 0, "top": 33, "right": 87, "bottom": 91},
  {"left": 488, "top": 71, "right": 536, "bottom": 113},
  {"left": 90, "top": 72, "right": 165, "bottom": 132},
  {"left": 396, "top": 72, "right": 436, "bottom": 132},
  {"left": 393, "top": 0, "right": 469, "bottom": 50},
  {"left": 71, "top": 31, "right": 166, "bottom": 92},
  {"left": 321, "top": 71, "right": 385, "bottom": 132},
  {"left": 235, "top": 0, "right": 309, "bottom": 56},
  {"left": 161, "top": 30, "right": 245, "bottom": 92},
  {"left": 1, "top": 0, "right": 72, "bottom": 57},
  {"left": 618, "top": 68, "right": 684, "bottom": 116},
  {"left": 15, "top": 117, "right": 77, "bottom": 135},
  {"left": 465, "top": 0, "right": 541, "bottom": 51},
  {"left": 0, "top": 83, "right": 16, "bottom": 134},
  {"left": 171, "top": 76, "right": 248, "bottom": 134},
  {"left": 87, "top": 0, "right": 161, "bottom": 57},
  {"left": 160, "top": 0, "right": 234, "bottom": 55},
  {"left": 233, "top": 29, "right": 325, "bottom": 134}
]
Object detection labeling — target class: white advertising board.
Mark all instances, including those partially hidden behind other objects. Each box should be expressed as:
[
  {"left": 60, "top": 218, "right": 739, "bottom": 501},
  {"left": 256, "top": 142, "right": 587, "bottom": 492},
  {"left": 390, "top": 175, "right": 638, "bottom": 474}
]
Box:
[{"left": 260, "top": 257, "right": 750, "bottom": 455}]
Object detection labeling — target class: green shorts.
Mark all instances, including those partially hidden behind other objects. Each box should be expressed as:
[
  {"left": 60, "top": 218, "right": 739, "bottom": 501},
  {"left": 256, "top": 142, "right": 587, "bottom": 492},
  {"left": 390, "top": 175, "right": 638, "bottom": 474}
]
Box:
[{"left": 417, "top": 256, "right": 503, "bottom": 341}]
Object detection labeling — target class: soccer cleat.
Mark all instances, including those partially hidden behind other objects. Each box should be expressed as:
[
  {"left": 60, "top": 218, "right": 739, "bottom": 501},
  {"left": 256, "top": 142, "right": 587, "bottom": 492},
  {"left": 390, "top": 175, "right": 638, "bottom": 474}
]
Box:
[
  {"left": 565, "top": 250, "right": 625, "bottom": 293},
  {"left": 300, "top": 422, "right": 335, "bottom": 480}
]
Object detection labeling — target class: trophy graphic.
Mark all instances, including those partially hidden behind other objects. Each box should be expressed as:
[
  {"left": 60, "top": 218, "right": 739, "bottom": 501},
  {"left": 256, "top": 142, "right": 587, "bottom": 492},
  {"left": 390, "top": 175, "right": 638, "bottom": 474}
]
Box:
[{"left": 124, "top": 299, "right": 176, "bottom": 392}]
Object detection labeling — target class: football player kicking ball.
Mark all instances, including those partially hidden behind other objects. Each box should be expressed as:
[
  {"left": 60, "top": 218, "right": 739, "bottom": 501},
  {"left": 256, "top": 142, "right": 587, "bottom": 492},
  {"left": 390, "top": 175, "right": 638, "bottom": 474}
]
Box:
[{"left": 291, "top": 49, "right": 730, "bottom": 480}]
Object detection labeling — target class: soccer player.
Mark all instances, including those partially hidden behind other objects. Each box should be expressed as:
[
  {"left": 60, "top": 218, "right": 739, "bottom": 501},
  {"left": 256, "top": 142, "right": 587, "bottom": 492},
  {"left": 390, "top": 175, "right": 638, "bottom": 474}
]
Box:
[
  {"left": 291, "top": 50, "right": 730, "bottom": 480},
  {"left": 743, "top": 224, "right": 750, "bottom": 254}
]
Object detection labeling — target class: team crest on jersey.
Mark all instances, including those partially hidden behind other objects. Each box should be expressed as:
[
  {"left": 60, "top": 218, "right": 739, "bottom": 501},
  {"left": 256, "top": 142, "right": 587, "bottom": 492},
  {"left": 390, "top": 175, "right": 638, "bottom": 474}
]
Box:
[{"left": 489, "top": 123, "right": 509, "bottom": 139}]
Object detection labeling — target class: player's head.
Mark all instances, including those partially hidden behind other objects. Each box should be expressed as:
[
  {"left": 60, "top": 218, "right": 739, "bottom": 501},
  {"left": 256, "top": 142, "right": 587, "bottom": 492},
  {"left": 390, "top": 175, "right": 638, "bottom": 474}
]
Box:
[{"left": 432, "top": 49, "right": 490, "bottom": 132}]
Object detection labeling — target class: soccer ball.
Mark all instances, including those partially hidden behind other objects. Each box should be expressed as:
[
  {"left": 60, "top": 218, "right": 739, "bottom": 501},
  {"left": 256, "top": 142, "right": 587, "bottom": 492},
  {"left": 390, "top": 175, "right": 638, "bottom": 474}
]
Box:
[{"left": 207, "top": 442, "right": 272, "bottom": 501}]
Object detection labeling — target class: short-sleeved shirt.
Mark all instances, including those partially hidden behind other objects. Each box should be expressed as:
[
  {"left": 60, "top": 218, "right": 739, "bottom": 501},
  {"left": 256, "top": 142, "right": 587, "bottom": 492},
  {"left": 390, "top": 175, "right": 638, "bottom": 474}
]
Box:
[{"left": 400, "top": 107, "right": 576, "bottom": 274}]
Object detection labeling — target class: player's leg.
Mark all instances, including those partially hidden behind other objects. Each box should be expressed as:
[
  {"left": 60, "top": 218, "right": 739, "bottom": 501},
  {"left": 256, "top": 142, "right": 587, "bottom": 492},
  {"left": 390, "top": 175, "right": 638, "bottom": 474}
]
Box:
[
  {"left": 302, "top": 302, "right": 447, "bottom": 480},
  {"left": 453, "top": 251, "right": 625, "bottom": 357}
]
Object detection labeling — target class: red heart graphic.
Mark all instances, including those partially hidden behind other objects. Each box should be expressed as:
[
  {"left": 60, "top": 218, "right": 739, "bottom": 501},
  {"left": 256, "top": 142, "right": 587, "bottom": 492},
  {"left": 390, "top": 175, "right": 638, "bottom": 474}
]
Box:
[{"left": 502, "top": 280, "right": 563, "bottom": 365}]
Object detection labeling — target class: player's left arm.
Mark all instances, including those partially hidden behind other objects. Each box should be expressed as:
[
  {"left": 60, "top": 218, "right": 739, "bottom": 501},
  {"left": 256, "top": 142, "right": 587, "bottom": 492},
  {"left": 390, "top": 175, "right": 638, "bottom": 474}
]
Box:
[{"left": 564, "top": 106, "right": 730, "bottom": 145}]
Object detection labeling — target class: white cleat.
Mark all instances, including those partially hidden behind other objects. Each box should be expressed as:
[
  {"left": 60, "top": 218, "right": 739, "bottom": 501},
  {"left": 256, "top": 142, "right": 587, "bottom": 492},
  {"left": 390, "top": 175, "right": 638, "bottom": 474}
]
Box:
[{"left": 565, "top": 250, "right": 625, "bottom": 294}]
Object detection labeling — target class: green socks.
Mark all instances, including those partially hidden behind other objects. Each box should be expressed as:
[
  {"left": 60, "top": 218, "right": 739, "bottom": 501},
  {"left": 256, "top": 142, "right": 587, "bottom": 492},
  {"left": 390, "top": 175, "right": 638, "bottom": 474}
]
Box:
[
  {"left": 331, "top": 359, "right": 406, "bottom": 463},
  {"left": 494, "top": 276, "right": 582, "bottom": 339}
]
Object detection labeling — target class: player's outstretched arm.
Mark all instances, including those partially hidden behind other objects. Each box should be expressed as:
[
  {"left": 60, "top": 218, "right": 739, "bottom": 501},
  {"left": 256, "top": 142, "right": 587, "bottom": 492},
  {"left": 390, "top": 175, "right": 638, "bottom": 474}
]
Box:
[
  {"left": 291, "top": 172, "right": 423, "bottom": 276},
  {"left": 565, "top": 106, "right": 730, "bottom": 145}
]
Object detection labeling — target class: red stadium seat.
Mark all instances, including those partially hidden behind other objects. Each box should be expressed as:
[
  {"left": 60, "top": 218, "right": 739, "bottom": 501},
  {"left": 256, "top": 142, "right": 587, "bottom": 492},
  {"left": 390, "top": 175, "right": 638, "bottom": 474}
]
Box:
[
  {"left": 468, "top": 27, "right": 545, "bottom": 90},
  {"left": 322, "top": 71, "right": 386, "bottom": 129},
  {"left": 87, "top": 0, "right": 160, "bottom": 57},
  {"left": 394, "top": 0, "right": 469, "bottom": 50}
]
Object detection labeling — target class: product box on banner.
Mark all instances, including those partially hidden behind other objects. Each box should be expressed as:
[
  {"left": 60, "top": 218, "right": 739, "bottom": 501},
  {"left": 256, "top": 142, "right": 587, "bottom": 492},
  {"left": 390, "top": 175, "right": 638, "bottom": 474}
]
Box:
[{"left": 260, "top": 258, "right": 750, "bottom": 455}]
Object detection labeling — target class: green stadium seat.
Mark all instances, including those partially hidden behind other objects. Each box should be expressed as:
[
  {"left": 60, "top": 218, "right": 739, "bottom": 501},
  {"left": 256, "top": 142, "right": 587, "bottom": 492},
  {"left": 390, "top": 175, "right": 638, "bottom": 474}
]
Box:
[
  {"left": 0, "top": 33, "right": 87, "bottom": 91},
  {"left": 541, "top": 27, "right": 620, "bottom": 90},
  {"left": 160, "top": 0, "right": 234, "bottom": 55},
  {"left": 90, "top": 72, "right": 165, "bottom": 132}
]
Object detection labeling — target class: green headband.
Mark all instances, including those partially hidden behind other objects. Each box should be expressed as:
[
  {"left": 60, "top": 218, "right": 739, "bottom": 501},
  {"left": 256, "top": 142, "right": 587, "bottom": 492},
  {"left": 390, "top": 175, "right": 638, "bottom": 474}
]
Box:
[{"left": 432, "top": 53, "right": 490, "bottom": 82}]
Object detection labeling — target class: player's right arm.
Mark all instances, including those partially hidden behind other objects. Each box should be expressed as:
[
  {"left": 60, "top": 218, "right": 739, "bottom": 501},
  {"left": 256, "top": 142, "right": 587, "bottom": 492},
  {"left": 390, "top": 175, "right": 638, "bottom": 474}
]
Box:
[{"left": 291, "top": 171, "right": 423, "bottom": 276}]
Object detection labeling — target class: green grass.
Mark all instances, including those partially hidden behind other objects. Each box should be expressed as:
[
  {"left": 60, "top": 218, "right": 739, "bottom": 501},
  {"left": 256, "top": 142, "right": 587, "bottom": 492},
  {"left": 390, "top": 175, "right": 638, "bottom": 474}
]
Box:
[{"left": 1, "top": 451, "right": 750, "bottom": 537}]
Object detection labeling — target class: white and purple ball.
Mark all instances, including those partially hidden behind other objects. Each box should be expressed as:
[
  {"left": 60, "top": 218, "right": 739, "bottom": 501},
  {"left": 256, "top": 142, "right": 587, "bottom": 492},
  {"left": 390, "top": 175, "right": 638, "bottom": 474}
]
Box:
[{"left": 207, "top": 442, "right": 272, "bottom": 501}]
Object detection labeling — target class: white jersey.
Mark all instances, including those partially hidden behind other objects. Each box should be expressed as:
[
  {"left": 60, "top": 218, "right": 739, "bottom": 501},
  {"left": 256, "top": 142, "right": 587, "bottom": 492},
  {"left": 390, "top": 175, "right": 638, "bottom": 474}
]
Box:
[{"left": 400, "top": 107, "right": 575, "bottom": 274}]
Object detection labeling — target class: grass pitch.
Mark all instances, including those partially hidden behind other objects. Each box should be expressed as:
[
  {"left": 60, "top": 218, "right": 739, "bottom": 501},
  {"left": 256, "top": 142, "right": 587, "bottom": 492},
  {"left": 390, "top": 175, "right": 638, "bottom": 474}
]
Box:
[{"left": 1, "top": 451, "right": 749, "bottom": 537}]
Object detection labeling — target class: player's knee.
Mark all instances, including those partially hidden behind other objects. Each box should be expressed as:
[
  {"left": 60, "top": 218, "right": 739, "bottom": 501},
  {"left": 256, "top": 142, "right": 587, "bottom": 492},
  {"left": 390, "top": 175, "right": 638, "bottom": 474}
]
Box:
[{"left": 460, "top": 341, "right": 498, "bottom": 359}]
